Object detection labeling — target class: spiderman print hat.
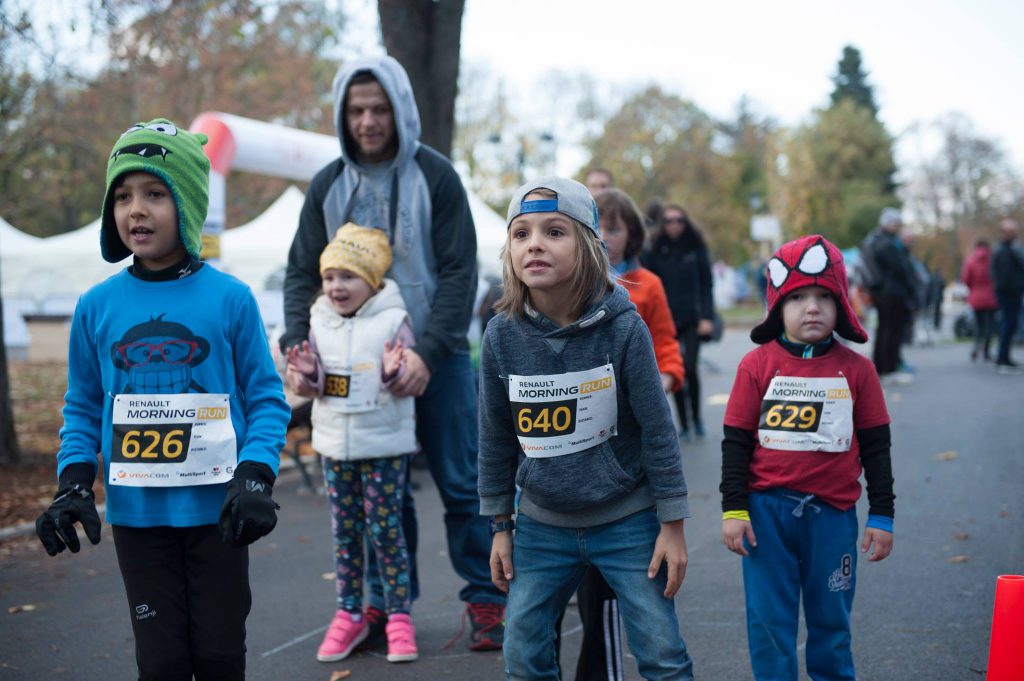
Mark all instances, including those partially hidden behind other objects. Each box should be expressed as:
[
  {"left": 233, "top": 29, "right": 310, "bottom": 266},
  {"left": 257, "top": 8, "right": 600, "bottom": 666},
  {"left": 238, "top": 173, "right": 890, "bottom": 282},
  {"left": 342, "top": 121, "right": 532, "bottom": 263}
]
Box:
[{"left": 750, "top": 234, "right": 869, "bottom": 344}]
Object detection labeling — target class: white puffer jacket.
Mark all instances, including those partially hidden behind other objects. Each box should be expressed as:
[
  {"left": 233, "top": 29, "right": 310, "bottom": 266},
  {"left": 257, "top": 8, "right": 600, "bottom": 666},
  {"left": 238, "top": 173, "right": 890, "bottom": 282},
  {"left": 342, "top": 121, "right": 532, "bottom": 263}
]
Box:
[{"left": 308, "top": 279, "right": 416, "bottom": 460}]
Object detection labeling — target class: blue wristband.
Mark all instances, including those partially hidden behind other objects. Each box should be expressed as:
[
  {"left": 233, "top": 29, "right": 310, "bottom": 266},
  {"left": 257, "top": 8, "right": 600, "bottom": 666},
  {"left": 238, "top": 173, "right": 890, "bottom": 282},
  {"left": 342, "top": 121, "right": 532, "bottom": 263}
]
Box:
[{"left": 866, "top": 514, "right": 893, "bottom": 533}]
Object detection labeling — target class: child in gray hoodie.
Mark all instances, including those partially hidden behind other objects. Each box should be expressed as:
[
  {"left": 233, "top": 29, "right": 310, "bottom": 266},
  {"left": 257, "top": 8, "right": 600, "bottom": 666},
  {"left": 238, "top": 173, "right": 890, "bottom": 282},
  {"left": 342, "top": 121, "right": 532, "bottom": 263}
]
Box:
[{"left": 478, "top": 177, "right": 694, "bottom": 680}]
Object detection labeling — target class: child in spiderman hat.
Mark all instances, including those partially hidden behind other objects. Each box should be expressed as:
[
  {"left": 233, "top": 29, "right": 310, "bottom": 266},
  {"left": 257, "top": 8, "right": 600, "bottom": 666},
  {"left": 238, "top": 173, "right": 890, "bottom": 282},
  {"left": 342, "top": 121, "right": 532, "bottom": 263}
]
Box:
[{"left": 720, "top": 234, "right": 895, "bottom": 681}]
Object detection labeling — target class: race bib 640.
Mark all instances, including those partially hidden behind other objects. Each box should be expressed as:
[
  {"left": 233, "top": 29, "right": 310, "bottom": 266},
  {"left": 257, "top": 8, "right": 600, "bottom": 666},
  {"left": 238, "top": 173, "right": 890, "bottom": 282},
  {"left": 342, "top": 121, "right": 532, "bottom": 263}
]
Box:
[{"left": 509, "top": 364, "right": 617, "bottom": 458}]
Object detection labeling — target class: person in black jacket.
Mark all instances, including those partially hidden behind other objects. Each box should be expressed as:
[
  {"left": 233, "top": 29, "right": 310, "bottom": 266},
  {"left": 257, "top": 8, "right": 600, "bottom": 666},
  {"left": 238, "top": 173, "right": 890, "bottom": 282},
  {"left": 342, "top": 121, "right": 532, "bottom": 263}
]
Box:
[
  {"left": 865, "top": 208, "right": 919, "bottom": 382},
  {"left": 641, "top": 203, "right": 715, "bottom": 439},
  {"left": 991, "top": 218, "right": 1024, "bottom": 369}
]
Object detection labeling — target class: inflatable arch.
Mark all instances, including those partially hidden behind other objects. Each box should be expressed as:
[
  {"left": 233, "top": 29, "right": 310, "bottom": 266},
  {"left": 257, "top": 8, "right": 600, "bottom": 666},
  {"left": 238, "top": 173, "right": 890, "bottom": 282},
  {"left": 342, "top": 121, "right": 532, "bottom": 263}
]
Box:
[{"left": 188, "top": 112, "right": 340, "bottom": 257}]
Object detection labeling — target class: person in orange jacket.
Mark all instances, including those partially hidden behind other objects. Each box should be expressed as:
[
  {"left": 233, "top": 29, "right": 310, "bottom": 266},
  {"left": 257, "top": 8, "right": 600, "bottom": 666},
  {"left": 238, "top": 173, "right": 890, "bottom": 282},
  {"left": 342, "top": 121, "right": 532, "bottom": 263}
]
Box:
[{"left": 597, "top": 188, "right": 685, "bottom": 392}]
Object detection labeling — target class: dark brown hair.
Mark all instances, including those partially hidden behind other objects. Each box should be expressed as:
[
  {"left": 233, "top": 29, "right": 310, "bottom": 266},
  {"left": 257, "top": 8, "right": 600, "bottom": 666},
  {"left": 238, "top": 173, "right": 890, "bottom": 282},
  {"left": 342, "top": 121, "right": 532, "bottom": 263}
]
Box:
[
  {"left": 348, "top": 71, "right": 379, "bottom": 88},
  {"left": 595, "top": 188, "right": 646, "bottom": 261},
  {"left": 585, "top": 167, "right": 614, "bottom": 187},
  {"left": 651, "top": 202, "right": 707, "bottom": 250}
]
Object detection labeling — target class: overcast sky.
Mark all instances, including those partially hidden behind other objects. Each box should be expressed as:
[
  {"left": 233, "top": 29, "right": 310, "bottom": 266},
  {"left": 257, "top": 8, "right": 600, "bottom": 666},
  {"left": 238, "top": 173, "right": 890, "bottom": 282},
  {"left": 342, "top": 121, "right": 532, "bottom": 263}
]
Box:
[
  {"left": 42, "top": 0, "right": 1024, "bottom": 179},
  {"left": 454, "top": 0, "right": 1024, "bottom": 176}
]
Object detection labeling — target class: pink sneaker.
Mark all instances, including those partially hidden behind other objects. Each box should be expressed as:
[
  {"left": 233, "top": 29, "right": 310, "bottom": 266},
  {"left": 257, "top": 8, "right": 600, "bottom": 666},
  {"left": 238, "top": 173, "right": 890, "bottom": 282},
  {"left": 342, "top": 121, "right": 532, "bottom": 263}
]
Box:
[
  {"left": 385, "top": 613, "right": 419, "bottom": 663},
  {"left": 316, "top": 610, "right": 368, "bottom": 662}
]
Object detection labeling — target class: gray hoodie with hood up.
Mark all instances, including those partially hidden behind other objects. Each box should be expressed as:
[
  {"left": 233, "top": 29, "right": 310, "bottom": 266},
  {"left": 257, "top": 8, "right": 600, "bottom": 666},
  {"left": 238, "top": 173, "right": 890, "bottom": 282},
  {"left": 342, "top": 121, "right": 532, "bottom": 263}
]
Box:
[
  {"left": 478, "top": 285, "right": 691, "bottom": 528},
  {"left": 282, "top": 56, "right": 477, "bottom": 371}
]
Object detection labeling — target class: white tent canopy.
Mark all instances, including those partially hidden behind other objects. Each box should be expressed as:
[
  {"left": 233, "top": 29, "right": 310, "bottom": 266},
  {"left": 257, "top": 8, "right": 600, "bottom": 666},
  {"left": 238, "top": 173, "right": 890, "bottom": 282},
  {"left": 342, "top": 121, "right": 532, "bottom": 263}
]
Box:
[
  {"left": 0, "top": 215, "right": 43, "bottom": 254},
  {"left": 2, "top": 183, "right": 504, "bottom": 295},
  {"left": 1, "top": 218, "right": 123, "bottom": 302},
  {"left": 2, "top": 183, "right": 507, "bottom": 347}
]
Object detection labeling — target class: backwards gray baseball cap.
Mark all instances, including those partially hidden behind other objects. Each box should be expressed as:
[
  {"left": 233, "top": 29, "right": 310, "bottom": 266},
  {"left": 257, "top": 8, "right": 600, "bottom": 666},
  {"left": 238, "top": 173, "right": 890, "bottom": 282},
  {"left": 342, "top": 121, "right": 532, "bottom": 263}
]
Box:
[{"left": 506, "top": 176, "right": 600, "bottom": 237}]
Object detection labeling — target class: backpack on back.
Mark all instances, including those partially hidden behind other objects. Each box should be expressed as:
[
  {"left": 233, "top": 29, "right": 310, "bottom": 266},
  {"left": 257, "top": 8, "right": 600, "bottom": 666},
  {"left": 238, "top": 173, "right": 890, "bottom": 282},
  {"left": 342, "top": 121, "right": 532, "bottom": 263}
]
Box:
[{"left": 853, "top": 234, "right": 883, "bottom": 290}]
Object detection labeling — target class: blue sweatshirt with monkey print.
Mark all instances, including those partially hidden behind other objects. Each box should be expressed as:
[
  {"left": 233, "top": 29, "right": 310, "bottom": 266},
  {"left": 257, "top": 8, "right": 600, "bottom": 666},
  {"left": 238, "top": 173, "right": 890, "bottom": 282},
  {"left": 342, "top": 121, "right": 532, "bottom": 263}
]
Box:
[{"left": 58, "top": 266, "right": 290, "bottom": 527}]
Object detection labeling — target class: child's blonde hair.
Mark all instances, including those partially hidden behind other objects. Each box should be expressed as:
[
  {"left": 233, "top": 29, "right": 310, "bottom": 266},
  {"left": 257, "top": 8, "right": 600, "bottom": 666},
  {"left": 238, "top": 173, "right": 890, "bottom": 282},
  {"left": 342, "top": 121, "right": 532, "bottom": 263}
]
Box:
[{"left": 495, "top": 189, "right": 613, "bottom": 321}]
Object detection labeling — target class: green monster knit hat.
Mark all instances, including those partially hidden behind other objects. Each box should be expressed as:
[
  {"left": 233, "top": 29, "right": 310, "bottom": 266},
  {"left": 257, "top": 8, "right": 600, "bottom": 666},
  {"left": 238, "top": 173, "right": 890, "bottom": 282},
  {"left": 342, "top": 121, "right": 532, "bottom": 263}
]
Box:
[{"left": 101, "top": 118, "right": 210, "bottom": 263}]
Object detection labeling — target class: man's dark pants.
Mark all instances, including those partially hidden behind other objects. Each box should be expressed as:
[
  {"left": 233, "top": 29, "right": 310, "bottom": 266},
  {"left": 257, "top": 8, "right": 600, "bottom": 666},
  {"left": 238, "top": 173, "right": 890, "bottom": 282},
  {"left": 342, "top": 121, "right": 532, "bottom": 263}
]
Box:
[
  {"left": 873, "top": 295, "right": 911, "bottom": 375},
  {"left": 996, "top": 291, "right": 1023, "bottom": 364}
]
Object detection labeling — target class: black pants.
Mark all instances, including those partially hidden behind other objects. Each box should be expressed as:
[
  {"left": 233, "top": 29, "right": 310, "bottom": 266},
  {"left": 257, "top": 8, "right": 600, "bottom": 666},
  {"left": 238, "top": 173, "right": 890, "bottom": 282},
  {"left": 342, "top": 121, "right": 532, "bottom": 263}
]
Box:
[
  {"left": 873, "top": 295, "right": 911, "bottom": 375},
  {"left": 673, "top": 323, "right": 702, "bottom": 430},
  {"left": 973, "top": 308, "right": 997, "bottom": 359},
  {"left": 113, "top": 525, "right": 251, "bottom": 681},
  {"left": 553, "top": 568, "right": 624, "bottom": 681},
  {"left": 996, "top": 292, "right": 1023, "bottom": 363}
]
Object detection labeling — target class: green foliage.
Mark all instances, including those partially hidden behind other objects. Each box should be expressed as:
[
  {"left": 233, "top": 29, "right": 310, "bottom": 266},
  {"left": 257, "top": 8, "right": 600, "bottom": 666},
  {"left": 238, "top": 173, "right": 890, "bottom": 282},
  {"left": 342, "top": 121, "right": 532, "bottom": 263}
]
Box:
[
  {"left": 772, "top": 99, "right": 898, "bottom": 247},
  {"left": 1, "top": 0, "right": 343, "bottom": 236},
  {"left": 830, "top": 45, "right": 878, "bottom": 117},
  {"left": 583, "top": 86, "right": 766, "bottom": 263}
]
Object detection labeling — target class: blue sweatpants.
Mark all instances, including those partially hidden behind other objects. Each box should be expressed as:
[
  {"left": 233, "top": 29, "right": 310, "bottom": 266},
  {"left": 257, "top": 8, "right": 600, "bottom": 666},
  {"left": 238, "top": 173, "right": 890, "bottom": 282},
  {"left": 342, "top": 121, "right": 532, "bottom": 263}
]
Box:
[{"left": 742, "top": 489, "right": 858, "bottom": 681}]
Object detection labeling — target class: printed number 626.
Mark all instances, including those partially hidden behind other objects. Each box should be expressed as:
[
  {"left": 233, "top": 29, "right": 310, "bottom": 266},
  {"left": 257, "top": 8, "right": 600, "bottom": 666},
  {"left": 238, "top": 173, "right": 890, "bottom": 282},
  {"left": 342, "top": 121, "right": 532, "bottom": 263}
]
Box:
[{"left": 112, "top": 424, "right": 193, "bottom": 462}]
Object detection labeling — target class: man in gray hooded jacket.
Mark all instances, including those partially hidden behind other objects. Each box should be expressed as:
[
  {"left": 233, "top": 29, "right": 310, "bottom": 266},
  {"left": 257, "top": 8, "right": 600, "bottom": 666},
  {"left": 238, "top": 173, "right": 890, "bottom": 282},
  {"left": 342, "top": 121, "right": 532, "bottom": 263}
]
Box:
[{"left": 282, "top": 55, "right": 505, "bottom": 650}]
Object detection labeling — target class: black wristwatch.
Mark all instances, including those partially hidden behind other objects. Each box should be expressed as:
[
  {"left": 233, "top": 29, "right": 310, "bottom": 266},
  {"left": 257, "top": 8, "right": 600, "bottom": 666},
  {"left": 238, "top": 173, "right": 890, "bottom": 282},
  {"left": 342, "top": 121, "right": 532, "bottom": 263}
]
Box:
[{"left": 489, "top": 517, "right": 515, "bottom": 536}]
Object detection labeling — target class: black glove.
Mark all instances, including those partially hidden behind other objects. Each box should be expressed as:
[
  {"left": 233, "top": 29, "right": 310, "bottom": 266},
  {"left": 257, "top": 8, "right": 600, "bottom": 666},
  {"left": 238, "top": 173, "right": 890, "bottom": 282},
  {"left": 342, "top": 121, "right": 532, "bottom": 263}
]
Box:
[
  {"left": 35, "top": 463, "right": 102, "bottom": 556},
  {"left": 218, "top": 461, "right": 279, "bottom": 547}
]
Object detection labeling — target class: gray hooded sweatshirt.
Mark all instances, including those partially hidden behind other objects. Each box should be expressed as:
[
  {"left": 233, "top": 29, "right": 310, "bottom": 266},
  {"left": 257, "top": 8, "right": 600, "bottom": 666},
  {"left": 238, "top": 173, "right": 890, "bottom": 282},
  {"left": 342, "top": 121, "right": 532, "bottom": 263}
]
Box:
[
  {"left": 282, "top": 56, "right": 477, "bottom": 371},
  {"left": 478, "top": 285, "right": 691, "bottom": 527}
]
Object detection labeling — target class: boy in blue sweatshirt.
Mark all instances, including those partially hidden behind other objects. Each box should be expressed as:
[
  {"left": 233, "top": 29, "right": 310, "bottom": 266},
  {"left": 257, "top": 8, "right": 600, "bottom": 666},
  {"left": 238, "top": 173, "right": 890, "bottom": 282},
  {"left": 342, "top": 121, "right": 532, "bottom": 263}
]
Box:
[{"left": 35, "top": 118, "right": 291, "bottom": 681}]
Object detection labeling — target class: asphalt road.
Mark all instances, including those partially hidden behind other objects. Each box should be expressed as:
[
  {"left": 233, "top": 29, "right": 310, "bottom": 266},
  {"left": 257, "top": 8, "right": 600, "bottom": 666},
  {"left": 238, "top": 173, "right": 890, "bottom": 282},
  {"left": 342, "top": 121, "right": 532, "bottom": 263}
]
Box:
[{"left": 0, "top": 329, "right": 1020, "bottom": 680}]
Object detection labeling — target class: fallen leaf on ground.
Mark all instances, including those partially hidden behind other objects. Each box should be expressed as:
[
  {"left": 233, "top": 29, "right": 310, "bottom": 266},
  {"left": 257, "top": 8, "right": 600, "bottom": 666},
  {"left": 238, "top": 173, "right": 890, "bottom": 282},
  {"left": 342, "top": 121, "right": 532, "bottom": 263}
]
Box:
[
  {"left": 999, "top": 510, "right": 1010, "bottom": 518},
  {"left": 935, "top": 450, "right": 958, "bottom": 461},
  {"left": 953, "top": 532, "right": 970, "bottom": 541},
  {"left": 948, "top": 555, "right": 970, "bottom": 563},
  {"left": 296, "top": 535, "right": 311, "bottom": 544},
  {"left": 330, "top": 671, "right": 352, "bottom": 680},
  {"left": 8, "top": 604, "right": 36, "bottom": 614}
]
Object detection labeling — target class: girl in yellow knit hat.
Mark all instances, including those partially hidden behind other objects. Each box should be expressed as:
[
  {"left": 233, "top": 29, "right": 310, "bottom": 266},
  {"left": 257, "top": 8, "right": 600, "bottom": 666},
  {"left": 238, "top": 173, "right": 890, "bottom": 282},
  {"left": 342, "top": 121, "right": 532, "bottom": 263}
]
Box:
[{"left": 285, "top": 223, "right": 419, "bottom": 664}]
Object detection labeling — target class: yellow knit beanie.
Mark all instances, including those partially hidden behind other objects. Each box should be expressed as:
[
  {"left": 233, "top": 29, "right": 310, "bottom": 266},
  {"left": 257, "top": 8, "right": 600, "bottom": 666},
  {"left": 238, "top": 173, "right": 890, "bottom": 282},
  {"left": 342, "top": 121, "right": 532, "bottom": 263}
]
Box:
[{"left": 319, "top": 223, "right": 392, "bottom": 289}]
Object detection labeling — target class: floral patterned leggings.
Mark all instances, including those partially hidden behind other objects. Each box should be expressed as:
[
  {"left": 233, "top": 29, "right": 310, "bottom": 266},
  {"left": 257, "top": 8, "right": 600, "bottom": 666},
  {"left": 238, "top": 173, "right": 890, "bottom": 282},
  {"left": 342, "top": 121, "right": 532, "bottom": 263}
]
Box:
[{"left": 322, "top": 456, "right": 411, "bottom": 615}]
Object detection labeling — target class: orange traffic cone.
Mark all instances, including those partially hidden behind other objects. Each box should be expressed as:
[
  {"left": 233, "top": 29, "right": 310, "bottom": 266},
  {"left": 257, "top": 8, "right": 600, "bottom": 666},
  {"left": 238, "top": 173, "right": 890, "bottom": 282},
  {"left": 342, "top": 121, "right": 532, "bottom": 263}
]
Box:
[{"left": 987, "top": 574, "right": 1024, "bottom": 681}]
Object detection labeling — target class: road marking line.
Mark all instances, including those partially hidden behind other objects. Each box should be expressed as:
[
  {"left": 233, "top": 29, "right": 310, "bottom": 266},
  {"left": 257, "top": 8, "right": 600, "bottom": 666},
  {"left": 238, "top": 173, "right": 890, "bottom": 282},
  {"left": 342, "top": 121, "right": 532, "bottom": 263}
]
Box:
[{"left": 261, "top": 625, "right": 327, "bottom": 657}]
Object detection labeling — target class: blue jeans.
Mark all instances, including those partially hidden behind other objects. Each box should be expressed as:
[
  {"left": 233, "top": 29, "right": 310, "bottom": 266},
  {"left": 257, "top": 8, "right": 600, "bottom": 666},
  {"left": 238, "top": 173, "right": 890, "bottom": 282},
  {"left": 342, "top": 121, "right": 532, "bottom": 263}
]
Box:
[
  {"left": 504, "top": 510, "right": 693, "bottom": 681},
  {"left": 743, "top": 490, "right": 858, "bottom": 681},
  {"left": 366, "top": 350, "right": 503, "bottom": 608},
  {"left": 996, "top": 291, "right": 1023, "bottom": 363}
]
